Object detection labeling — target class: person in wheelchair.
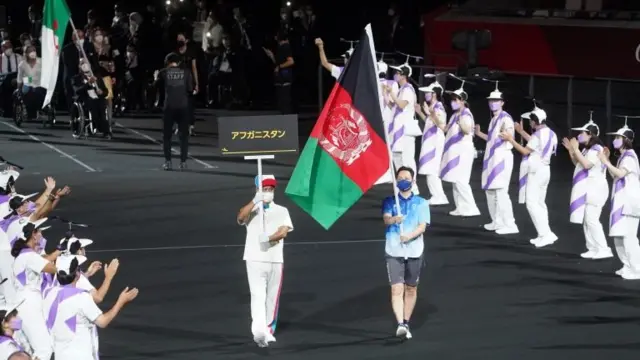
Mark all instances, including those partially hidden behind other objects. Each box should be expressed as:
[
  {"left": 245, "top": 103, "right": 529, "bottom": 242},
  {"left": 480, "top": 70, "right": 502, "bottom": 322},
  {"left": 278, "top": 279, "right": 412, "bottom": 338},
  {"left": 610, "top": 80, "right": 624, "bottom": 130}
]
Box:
[
  {"left": 72, "top": 60, "right": 112, "bottom": 139},
  {"left": 16, "top": 45, "right": 46, "bottom": 121}
]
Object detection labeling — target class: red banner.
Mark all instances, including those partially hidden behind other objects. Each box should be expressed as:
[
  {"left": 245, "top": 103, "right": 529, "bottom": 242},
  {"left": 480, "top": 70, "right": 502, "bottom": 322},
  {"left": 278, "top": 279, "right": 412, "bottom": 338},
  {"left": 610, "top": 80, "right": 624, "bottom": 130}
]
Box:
[{"left": 424, "top": 15, "right": 640, "bottom": 79}]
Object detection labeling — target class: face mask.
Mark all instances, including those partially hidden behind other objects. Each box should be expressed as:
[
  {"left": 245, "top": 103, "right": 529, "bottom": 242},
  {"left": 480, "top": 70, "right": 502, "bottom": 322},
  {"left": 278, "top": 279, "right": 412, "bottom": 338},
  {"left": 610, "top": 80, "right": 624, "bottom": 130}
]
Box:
[
  {"left": 489, "top": 102, "right": 501, "bottom": 111},
  {"left": 450, "top": 101, "right": 460, "bottom": 111},
  {"left": 9, "top": 318, "right": 22, "bottom": 331},
  {"left": 613, "top": 138, "right": 624, "bottom": 149},
  {"left": 577, "top": 133, "right": 588, "bottom": 144},
  {"left": 27, "top": 202, "right": 36, "bottom": 212},
  {"left": 81, "top": 64, "right": 90, "bottom": 72},
  {"left": 393, "top": 74, "right": 400, "bottom": 83},
  {"left": 263, "top": 192, "right": 274, "bottom": 203},
  {"left": 177, "top": 40, "right": 186, "bottom": 47},
  {"left": 397, "top": 179, "right": 412, "bottom": 192},
  {"left": 4, "top": 48, "right": 13, "bottom": 56},
  {"left": 28, "top": 52, "right": 36, "bottom": 59},
  {"left": 24, "top": 40, "right": 32, "bottom": 47},
  {"left": 77, "top": 38, "right": 84, "bottom": 46},
  {"left": 94, "top": 35, "right": 104, "bottom": 43},
  {"left": 388, "top": 9, "right": 395, "bottom": 16},
  {"left": 424, "top": 93, "right": 432, "bottom": 102}
]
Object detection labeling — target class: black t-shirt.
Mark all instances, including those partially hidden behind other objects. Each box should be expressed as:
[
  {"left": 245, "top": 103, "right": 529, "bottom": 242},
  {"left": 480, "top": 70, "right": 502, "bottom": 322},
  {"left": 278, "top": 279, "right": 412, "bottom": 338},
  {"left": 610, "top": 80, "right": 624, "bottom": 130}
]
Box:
[
  {"left": 157, "top": 66, "right": 193, "bottom": 109},
  {"left": 177, "top": 45, "right": 196, "bottom": 71},
  {"left": 275, "top": 42, "right": 293, "bottom": 84}
]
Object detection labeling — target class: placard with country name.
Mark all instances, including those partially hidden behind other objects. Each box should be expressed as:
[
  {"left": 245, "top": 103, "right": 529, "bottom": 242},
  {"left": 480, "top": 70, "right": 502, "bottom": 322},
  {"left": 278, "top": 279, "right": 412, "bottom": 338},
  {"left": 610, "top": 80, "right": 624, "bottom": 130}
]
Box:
[{"left": 218, "top": 114, "right": 299, "bottom": 156}]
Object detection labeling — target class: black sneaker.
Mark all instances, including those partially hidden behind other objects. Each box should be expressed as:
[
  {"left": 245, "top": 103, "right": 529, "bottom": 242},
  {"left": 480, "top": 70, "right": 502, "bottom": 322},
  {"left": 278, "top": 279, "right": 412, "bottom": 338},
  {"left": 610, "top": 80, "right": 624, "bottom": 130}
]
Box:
[
  {"left": 179, "top": 162, "right": 187, "bottom": 171},
  {"left": 163, "top": 161, "right": 172, "bottom": 171}
]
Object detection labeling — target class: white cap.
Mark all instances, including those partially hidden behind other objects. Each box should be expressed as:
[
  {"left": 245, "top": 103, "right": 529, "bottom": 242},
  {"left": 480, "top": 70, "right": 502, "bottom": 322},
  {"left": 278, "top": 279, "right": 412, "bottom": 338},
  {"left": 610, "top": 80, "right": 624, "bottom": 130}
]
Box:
[
  {"left": 389, "top": 64, "right": 412, "bottom": 77},
  {"left": 341, "top": 48, "right": 353, "bottom": 58},
  {"left": 530, "top": 107, "right": 547, "bottom": 122},
  {"left": 521, "top": 112, "right": 532, "bottom": 120},
  {"left": 377, "top": 61, "right": 388, "bottom": 74},
  {"left": 0, "top": 202, "right": 11, "bottom": 218},
  {"left": 607, "top": 125, "right": 635, "bottom": 139},
  {"left": 418, "top": 81, "right": 443, "bottom": 93},
  {"left": 59, "top": 236, "right": 93, "bottom": 253},
  {"left": 0, "top": 299, "right": 25, "bottom": 319},
  {"left": 19, "top": 217, "right": 50, "bottom": 240},
  {"left": 446, "top": 88, "right": 468, "bottom": 101},
  {"left": 486, "top": 81, "right": 503, "bottom": 100},
  {"left": 0, "top": 169, "right": 19, "bottom": 190},
  {"left": 571, "top": 112, "right": 600, "bottom": 136},
  {"left": 56, "top": 254, "right": 87, "bottom": 274}
]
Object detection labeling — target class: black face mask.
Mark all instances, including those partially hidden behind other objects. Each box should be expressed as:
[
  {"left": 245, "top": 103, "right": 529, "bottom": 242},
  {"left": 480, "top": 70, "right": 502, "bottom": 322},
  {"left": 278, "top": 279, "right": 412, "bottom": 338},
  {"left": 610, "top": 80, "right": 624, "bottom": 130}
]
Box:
[{"left": 177, "top": 40, "right": 186, "bottom": 47}]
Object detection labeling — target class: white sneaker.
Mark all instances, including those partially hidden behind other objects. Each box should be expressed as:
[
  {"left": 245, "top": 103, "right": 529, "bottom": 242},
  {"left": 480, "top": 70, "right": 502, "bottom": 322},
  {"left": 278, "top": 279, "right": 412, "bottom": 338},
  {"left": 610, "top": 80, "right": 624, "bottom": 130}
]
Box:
[
  {"left": 254, "top": 332, "right": 268, "bottom": 348},
  {"left": 534, "top": 233, "right": 558, "bottom": 248},
  {"left": 449, "top": 210, "right": 461, "bottom": 216},
  {"left": 530, "top": 237, "right": 541, "bottom": 244},
  {"left": 395, "top": 324, "right": 408, "bottom": 338},
  {"left": 621, "top": 270, "right": 640, "bottom": 280},
  {"left": 591, "top": 250, "right": 613, "bottom": 259},
  {"left": 484, "top": 223, "right": 497, "bottom": 231},
  {"left": 404, "top": 326, "right": 413, "bottom": 339},
  {"left": 265, "top": 332, "right": 276, "bottom": 344},
  {"left": 495, "top": 226, "right": 519, "bottom": 235},
  {"left": 580, "top": 251, "right": 597, "bottom": 259},
  {"left": 429, "top": 198, "right": 449, "bottom": 206}
]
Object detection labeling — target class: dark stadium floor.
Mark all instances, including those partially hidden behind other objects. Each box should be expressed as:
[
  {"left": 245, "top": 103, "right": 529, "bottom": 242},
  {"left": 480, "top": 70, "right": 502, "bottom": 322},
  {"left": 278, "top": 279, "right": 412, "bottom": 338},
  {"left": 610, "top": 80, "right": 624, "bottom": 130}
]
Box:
[{"left": 1, "top": 111, "right": 640, "bottom": 360}]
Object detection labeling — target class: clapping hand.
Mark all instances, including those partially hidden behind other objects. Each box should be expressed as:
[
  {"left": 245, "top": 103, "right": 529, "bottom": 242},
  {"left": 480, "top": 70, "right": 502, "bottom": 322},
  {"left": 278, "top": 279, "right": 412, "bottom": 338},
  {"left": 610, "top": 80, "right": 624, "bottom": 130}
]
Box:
[
  {"left": 498, "top": 130, "right": 512, "bottom": 141},
  {"left": 86, "top": 261, "right": 102, "bottom": 277},
  {"left": 514, "top": 121, "right": 523, "bottom": 133},
  {"left": 44, "top": 177, "right": 56, "bottom": 191},
  {"left": 598, "top": 148, "right": 610, "bottom": 164},
  {"left": 474, "top": 124, "right": 481, "bottom": 136}
]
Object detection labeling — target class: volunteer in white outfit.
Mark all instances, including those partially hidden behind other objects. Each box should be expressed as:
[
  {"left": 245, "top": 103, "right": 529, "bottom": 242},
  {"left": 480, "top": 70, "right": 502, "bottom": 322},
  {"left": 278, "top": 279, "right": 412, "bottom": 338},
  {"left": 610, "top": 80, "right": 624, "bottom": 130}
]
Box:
[
  {"left": 0, "top": 169, "right": 20, "bottom": 206},
  {"left": 10, "top": 219, "right": 64, "bottom": 360},
  {"left": 514, "top": 113, "right": 532, "bottom": 205},
  {"left": 44, "top": 255, "right": 138, "bottom": 360},
  {"left": 374, "top": 60, "right": 396, "bottom": 185},
  {"left": 5, "top": 177, "right": 63, "bottom": 242},
  {"left": 499, "top": 107, "right": 558, "bottom": 247},
  {"left": 562, "top": 117, "right": 612, "bottom": 259},
  {"left": 54, "top": 236, "right": 119, "bottom": 303},
  {"left": 415, "top": 80, "right": 449, "bottom": 205},
  {"left": 237, "top": 175, "right": 293, "bottom": 348},
  {"left": 0, "top": 206, "right": 16, "bottom": 309},
  {"left": 384, "top": 64, "right": 420, "bottom": 194},
  {"left": 0, "top": 299, "right": 25, "bottom": 359},
  {"left": 315, "top": 37, "right": 351, "bottom": 80},
  {"left": 598, "top": 124, "right": 640, "bottom": 280},
  {"left": 440, "top": 84, "right": 480, "bottom": 217},
  {"left": 474, "top": 84, "right": 518, "bottom": 234}
]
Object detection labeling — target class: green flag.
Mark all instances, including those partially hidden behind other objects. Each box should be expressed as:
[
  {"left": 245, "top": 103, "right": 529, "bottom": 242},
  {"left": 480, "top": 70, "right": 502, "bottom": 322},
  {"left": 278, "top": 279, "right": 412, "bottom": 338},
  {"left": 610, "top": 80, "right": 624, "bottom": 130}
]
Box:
[{"left": 41, "top": 0, "right": 71, "bottom": 108}]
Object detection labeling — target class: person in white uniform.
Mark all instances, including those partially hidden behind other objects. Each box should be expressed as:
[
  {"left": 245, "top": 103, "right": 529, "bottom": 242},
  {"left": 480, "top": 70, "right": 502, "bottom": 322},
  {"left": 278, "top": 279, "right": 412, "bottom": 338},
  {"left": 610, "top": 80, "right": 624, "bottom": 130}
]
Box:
[
  {"left": 315, "top": 38, "right": 351, "bottom": 80},
  {"left": 562, "top": 117, "right": 612, "bottom": 259},
  {"left": 0, "top": 299, "right": 25, "bottom": 359},
  {"left": 598, "top": 124, "right": 640, "bottom": 279},
  {"left": 513, "top": 113, "right": 532, "bottom": 205},
  {"left": 499, "top": 107, "right": 558, "bottom": 247},
  {"left": 440, "top": 85, "right": 480, "bottom": 217},
  {"left": 43, "top": 255, "right": 138, "bottom": 360},
  {"left": 384, "top": 64, "right": 420, "bottom": 194},
  {"left": 10, "top": 219, "right": 64, "bottom": 360},
  {"left": 474, "top": 84, "right": 518, "bottom": 234},
  {"left": 415, "top": 80, "right": 449, "bottom": 205},
  {"left": 237, "top": 175, "right": 293, "bottom": 348},
  {"left": 374, "top": 60, "right": 396, "bottom": 185},
  {"left": 0, "top": 169, "right": 20, "bottom": 206}
]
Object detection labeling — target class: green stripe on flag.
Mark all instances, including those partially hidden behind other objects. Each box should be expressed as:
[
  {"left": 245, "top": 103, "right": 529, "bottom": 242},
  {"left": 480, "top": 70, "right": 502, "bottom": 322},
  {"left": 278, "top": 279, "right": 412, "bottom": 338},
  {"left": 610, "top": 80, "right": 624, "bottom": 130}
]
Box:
[
  {"left": 285, "top": 138, "right": 364, "bottom": 229},
  {"left": 43, "top": 0, "right": 70, "bottom": 38}
]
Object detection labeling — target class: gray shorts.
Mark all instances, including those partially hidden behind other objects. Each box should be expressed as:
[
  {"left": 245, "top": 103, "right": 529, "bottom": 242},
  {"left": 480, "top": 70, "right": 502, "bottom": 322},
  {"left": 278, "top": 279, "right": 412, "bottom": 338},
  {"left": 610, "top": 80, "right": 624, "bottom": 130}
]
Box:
[{"left": 385, "top": 256, "right": 423, "bottom": 286}]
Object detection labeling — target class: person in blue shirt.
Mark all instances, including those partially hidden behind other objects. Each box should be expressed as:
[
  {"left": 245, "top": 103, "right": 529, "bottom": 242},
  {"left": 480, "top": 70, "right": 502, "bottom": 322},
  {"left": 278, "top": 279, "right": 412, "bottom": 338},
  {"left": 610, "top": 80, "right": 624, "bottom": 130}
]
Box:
[{"left": 382, "top": 166, "right": 430, "bottom": 340}]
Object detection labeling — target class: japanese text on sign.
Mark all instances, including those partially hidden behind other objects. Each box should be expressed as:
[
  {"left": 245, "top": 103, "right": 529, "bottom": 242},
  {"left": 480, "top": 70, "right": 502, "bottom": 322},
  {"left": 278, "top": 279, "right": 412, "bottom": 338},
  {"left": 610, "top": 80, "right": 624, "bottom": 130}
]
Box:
[{"left": 231, "top": 130, "right": 286, "bottom": 140}]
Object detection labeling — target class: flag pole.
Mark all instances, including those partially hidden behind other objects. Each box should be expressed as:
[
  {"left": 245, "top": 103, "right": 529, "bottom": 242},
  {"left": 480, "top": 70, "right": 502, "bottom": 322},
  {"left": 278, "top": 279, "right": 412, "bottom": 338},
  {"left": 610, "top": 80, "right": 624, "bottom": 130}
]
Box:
[{"left": 68, "top": 17, "right": 95, "bottom": 78}]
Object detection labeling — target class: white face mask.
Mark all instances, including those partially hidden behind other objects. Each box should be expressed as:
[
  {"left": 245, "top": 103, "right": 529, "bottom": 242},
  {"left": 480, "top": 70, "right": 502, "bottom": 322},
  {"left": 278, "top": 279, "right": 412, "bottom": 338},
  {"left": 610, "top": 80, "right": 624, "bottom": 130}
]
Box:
[
  {"left": 81, "top": 64, "right": 90, "bottom": 72},
  {"left": 263, "top": 192, "right": 274, "bottom": 203},
  {"left": 4, "top": 48, "right": 13, "bottom": 55},
  {"left": 24, "top": 40, "right": 32, "bottom": 47},
  {"left": 77, "top": 38, "right": 85, "bottom": 46},
  {"left": 28, "top": 52, "right": 36, "bottom": 59},
  {"left": 94, "top": 35, "right": 104, "bottom": 43}
]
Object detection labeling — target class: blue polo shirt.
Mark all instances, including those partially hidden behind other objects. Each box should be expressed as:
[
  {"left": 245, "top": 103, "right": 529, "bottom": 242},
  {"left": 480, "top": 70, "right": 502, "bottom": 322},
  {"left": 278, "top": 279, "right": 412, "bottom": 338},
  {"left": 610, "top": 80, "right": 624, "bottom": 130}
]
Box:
[{"left": 382, "top": 194, "right": 430, "bottom": 259}]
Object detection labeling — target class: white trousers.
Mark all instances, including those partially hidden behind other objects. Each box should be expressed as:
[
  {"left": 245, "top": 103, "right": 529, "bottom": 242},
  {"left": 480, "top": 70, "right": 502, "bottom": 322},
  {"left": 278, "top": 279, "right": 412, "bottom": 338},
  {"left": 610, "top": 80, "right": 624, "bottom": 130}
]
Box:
[
  {"left": 18, "top": 299, "right": 53, "bottom": 360},
  {"left": 0, "top": 251, "right": 16, "bottom": 307},
  {"left": 485, "top": 188, "right": 516, "bottom": 228},
  {"left": 583, "top": 204, "right": 609, "bottom": 253},
  {"left": 393, "top": 140, "right": 419, "bottom": 194},
  {"left": 425, "top": 175, "right": 448, "bottom": 205},
  {"left": 525, "top": 166, "right": 553, "bottom": 238},
  {"left": 246, "top": 261, "right": 283, "bottom": 338},
  {"left": 452, "top": 182, "right": 480, "bottom": 216},
  {"left": 613, "top": 217, "right": 640, "bottom": 273}
]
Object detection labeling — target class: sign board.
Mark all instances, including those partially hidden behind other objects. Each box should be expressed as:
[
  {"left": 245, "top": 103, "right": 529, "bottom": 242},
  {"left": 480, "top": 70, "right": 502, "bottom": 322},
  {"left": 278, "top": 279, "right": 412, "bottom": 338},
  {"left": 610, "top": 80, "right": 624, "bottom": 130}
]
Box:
[{"left": 218, "top": 114, "right": 299, "bottom": 156}]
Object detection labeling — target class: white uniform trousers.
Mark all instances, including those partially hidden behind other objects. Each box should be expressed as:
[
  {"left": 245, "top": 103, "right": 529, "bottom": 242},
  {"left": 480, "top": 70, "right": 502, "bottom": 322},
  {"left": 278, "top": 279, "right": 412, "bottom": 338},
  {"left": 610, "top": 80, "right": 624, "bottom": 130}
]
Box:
[
  {"left": 425, "top": 175, "right": 448, "bottom": 205},
  {"left": 17, "top": 298, "right": 53, "bottom": 360},
  {"left": 525, "top": 165, "right": 553, "bottom": 238},
  {"left": 485, "top": 188, "right": 516, "bottom": 229},
  {"left": 392, "top": 139, "right": 419, "bottom": 194},
  {"left": 613, "top": 217, "right": 640, "bottom": 274},
  {"left": 583, "top": 204, "right": 609, "bottom": 253},
  {"left": 0, "top": 251, "right": 16, "bottom": 307},
  {"left": 246, "top": 261, "right": 283, "bottom": 338},
  {"left": 451, "top": 182, "right": 480, "bottom": 216}
]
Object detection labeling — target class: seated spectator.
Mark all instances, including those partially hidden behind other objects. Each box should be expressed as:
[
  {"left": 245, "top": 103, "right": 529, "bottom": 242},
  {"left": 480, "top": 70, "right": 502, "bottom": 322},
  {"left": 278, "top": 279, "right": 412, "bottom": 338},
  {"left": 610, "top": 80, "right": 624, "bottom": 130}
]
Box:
[
  {"left": 206, "top": 34, "right": 234, "bottom": 108},
  {"left": 16, "top": 45, "right": 46, "bottom": 120},
  {"left": 0, "top": 41, "right": 22, "bottom": 117}
]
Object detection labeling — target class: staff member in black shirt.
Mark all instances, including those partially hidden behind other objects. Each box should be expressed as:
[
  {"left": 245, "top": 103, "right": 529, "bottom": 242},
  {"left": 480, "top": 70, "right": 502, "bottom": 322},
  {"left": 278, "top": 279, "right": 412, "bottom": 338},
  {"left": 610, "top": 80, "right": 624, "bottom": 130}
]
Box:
[
  {"left": 154, "top": 53, "right": 194, "bottom": 171},
  {"left": 264, "top": 32, "right": 294, "bottom": 114},
  {"left": 176, "top": 32, "right": 199, "bottom": 136}
]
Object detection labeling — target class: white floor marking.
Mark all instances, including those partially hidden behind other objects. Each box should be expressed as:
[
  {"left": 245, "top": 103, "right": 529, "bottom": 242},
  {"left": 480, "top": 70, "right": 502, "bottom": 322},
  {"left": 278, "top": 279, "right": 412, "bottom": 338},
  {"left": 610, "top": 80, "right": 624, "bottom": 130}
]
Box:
[
  {"left": 1, "top": 120, "right": 97, "bottom": 172},
  {"left": 115, "top": 122, "right": 217, "bottom": 169},
  {"left": 90, "top": 239, "right": 385, "bottom": 253}
]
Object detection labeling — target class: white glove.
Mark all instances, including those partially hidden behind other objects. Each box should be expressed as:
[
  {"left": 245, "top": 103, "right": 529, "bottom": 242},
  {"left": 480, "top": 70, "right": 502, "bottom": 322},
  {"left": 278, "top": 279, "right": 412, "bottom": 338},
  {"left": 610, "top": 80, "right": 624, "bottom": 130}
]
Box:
[
  {"left": 252, "top": 192, "right": 263, "bottom": 205},
  {"left": 259, "top": 234, "right": 270, "bottom": 243}
]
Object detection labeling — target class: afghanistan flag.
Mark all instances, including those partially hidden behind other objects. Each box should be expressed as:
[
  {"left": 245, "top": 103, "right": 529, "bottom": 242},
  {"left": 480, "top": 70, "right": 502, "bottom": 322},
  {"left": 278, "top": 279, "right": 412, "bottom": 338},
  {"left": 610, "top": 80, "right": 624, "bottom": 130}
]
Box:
[
  {"left": 285, "top": 24, "right": 390, "bottom": 229},
  {"left": 41, "top": 0, "right": 71, "bottom": 108}
]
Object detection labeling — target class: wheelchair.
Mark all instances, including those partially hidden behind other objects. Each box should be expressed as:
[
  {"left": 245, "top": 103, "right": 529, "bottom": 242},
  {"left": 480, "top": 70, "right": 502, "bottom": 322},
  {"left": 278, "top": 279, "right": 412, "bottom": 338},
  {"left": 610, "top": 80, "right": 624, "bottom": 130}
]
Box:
[
  {"left": 12, "top": 88, "right": 56, "bottom": 128},
  {"left": 69, "top": 96, "right": 110, "bottom": 139}
]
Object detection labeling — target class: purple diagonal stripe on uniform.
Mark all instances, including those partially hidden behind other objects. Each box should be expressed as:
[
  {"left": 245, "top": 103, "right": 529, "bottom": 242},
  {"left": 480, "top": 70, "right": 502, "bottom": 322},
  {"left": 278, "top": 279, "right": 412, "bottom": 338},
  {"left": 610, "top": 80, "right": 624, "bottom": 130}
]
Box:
[
  {"left": 443, "top": 132, "right": 464, "bottom": 153},
  {"left": 518, "top": 174, "right": 528, "bottom": 190},
  {"left": 419, "top": 148, "right": 437, "bottom": 168},
  {"left": 570, "top": 194, "right": 587, "bottom": 213},
  {"left": 0, "top": 215, "right": 18, "bottom": 232},
  {"left": 483, "top": 160, "right": 505, "bottom": 190},
  {"left": 610, "top": 207, "right": 624, "bottom": 228},
  {"left": 572, "top": 169, "right": 589, "bottom": 185},
  {"left": 15, "top": 270, "right": 26, "bottom": 286},
  {"left": 46, "top": 286, "right": 85, "bottom": 330},
  {"left": 541, "top": 130, "right": 555, "bottom": 158},
  {"left": 41, "top": 273, "right": 54, "bottom": 293},
  {"left": 65, "top": 316, "right": 77, "bottom": 333},
  {"left": 391, "top": 127, "right": 405, "bottom": 148},
  {"left": 422, "top": 124, "right": 438, "bottom": 142},
  {"left": 440, "top": 156, "right": 460, "bottom": 178},
  {"left": 483, "top": 138, "right": 505, "bottom": 171}
]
